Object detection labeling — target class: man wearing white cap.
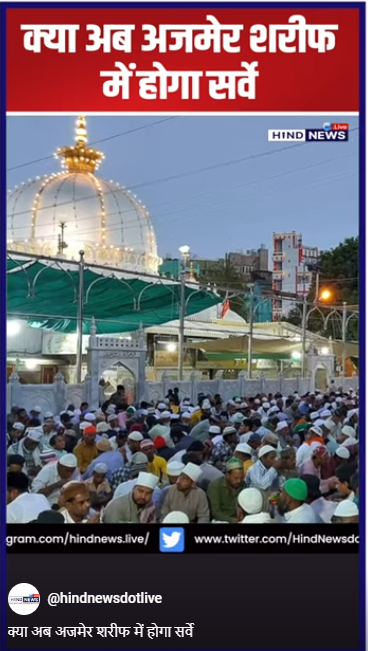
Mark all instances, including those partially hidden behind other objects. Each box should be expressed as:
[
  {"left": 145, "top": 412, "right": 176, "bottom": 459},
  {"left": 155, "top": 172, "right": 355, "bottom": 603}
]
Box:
[
  {"left": 337, "top": 425, "right": 357, "bottom": 446},
  {"left": 40, "top": 417, "right": 57, "bottom": 447},
  {"left": 31, "top": 453, "right": 80, "bottom": 506},
  {"left": 29, "top": 406, "right": 42, "bottom": 420},
  {"left": 7, "top": 471, "right": 50, "bottom": 524},
  {"left": 84, "top": 462, "right": 112, "bottom": 508},
  {"left": 210, "top": 426, "right": 238, "bottom": 470},
  {"left": 7, "top": 422, "right": 25, "bottom": 447},
  {"left": 160, "top": 463, "right": 210, "bottom": 523},
  {"left": 331, "top": 500, "right": 358, "bottom": 524},
  {"left": 155, "top": 460, "right": 185, "bottom": 517},
  {"left": 245, "top": 445, "right": 281, "bottom": 512},
  {"left": 103, "top": 472, "right": 159, "bottom": 523},
  {"left": 207, "top": 458, "right": 244, "bottom": 523},
  {"left": 237, "top": 488, "right": 272, "bottom": 524},
  {"left": 234, "top": 442, "right": 254, "bottom": 476},
  {"left": 8, "top": 429, "right": 44, "bottom": 478}
]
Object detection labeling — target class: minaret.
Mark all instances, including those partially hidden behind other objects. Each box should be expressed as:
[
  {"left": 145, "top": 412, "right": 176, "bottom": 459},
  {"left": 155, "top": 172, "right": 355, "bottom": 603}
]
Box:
[{"left": 55, "top": 115, "right": 105, "bottom": 174}]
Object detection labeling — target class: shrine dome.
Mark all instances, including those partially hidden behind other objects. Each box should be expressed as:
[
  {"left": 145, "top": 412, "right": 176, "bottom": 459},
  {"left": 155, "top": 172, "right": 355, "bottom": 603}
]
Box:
[{"left": 7, "top": 116, "right": 160, "bottom": 274}]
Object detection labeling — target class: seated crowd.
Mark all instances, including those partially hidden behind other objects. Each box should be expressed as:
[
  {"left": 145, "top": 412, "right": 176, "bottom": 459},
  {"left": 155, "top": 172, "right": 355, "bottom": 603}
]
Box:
[{"left": 6, "top": 385, "right": 359, "bottom": 524}]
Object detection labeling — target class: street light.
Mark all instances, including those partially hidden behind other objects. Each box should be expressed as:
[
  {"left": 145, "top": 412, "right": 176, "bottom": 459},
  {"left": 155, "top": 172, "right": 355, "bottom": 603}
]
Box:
[
  {"left": 319, "top": 289, "right": 332, "bottom": 302},
  {"left": 178, "top": 245, "right": 190, "bottom": 380}
]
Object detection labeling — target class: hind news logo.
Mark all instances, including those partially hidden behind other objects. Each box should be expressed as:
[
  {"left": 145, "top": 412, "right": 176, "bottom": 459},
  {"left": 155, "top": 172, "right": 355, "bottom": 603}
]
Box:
[
  {"left": 9, "top": 594, "right": 40, "bottom": 604},
  {"left": 268, "top": 122, "right": 349, "bottom": 142}
]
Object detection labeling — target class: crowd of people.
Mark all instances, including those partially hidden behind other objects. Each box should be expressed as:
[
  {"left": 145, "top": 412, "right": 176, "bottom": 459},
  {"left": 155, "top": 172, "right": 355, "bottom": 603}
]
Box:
[{"left": 6, "top": 384, "right": 359, "bottom": 525}]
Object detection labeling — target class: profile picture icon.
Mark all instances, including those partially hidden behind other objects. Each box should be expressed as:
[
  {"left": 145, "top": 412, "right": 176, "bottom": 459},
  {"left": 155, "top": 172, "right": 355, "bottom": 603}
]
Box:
[
  {"left": 323, "top": 122, "right": 332, "bottom": 131},
  {"left": 8, "top": 583, "right": 40, "bottom": 615}
]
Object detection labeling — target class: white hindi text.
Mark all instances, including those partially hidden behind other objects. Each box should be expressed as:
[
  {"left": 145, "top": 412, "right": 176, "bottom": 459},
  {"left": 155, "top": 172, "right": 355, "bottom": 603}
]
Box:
[
  {"left": 100, "top": 62, "right": 259, "bottom": 101},
  {"left": 249, "top": 14, "right": 338, "bottom": 53}
]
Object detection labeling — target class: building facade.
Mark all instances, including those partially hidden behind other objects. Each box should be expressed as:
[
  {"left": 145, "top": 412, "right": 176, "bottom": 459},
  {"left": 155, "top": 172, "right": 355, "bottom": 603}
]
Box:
[{"left": 272, "top": 232, "right": 318, "bottom": 319}]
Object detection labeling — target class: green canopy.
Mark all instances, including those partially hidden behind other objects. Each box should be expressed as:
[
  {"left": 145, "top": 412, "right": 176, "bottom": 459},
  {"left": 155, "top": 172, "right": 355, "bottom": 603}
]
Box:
[{"left": 7, "top": 259, "right": 222, "bottom": 334}]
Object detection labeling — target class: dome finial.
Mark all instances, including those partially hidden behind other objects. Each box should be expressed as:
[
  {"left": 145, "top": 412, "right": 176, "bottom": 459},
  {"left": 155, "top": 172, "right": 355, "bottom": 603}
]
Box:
[
  {"left": 55, "top": 116, "right": 105, "bottom": 174},
  {"left": 75, "top": 115, "right": 87, "bottom": 144}
]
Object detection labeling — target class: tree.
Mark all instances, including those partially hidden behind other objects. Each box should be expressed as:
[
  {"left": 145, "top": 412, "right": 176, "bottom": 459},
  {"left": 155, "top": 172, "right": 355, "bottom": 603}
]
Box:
[{"left": 284, "top": 237, "right": 359, "bottom": 341}]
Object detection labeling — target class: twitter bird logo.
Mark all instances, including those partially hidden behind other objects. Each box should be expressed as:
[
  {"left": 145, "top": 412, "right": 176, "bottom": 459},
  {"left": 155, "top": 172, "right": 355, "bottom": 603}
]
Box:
[{"left": 159, "top": 528, "right": 185, "bottom": 553}]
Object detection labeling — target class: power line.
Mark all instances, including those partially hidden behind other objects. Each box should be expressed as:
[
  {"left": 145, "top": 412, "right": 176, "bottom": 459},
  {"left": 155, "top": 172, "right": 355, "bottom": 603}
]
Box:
[
  {"left": 6, "top": 117, "right": 176, "bottom": 172},
  {"left": 7, "top": 149, "right": 357, "bottom": 227},
  {"left": 7, "top": 169, "right": 357, "bottom": 244}
]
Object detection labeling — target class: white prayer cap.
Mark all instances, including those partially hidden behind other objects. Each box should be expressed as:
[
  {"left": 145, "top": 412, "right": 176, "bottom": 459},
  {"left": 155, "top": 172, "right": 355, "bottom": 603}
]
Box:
[
  {"left": 136, "top": 472, "right": 159, "bottom": 490},
  {"left": 128, "top": 432, "right": 144, "bottom": 442},
  {"left": 323, "top": 419, "right": 335, "bottom": 431},
  {"left": 44, "top": 411, "right": 54, "bottom": 419},
  {"left": 276, "top": 421, "right": 288, "bottom": 432},
  {"left": 182, "top": 462, "right": 203, "bottom": 483},
  {"left": 84, "top": 412, "right": 96, "bottom": 422},
  {"left": 341, "top": 425, "right": 356, "bottom": 439},
  {"left": 140, "top": 409, "right": 148, "bottom": 417},
  {"left": 232, "top": 413, "right": 245, "bottom": 424},
  {"left": 157, "top": 402, "right": 166, "bottom": 410},
  {"left": 341, "top": 437, "right": 357, "bottom": 448},
  {"left": 97, "top": 422, "right": 110, "bottom": 433},
  {"left": 223, "top": 426, "right": 236, "bottom": 437},
  {"left": 209, "top": 425, "right": 221, "bottom": 435},
  {"left": 347, "top": 408, "right": 359, "bottom": 420},
  {"left": 201, "top": 399, "right": 211, "bottom": 410},
  {"left": 335, "top": 447, "right": 350, "bottom": 460},
  {"left": 254, "top": 399, "right": 261, "bottom": 405},
  {"left": 159, "top": 411, "right": 171, "bottom": 420},
  {"left": 94, "top": 462, "right": 108, "bottom": 474},
  {"left": 334, "top": 500, "right": 358, "bottom": 518},
  {"left": 182, "top": 412, "right": 192, "bottom": 420},
  {"left": 320, "top": 409, "right": 331, "bottom": 418},
  {"left": 335, "top": 396, "right": 343, "bottom": 403},
  {"left": 12, "top": 422, "right": 25, "bottom": 431},
  {"left": 270, "top": 399, "right": 277, "bottom": 406},
  {"left": 170, "top": 414, "right": 180, "bottom": 420},
  {"left": 235, "top": 442, "right": 252, "bottom": 456},
  {"left": 167, "top": 461, "right": 185, "bottom": 477},
  {"left": 262, "top": 402, "right": 270, "bottom": 409},
  {"left": 107, "top": 413, "right": 118, "bottom": 423},
  {"left": 32, "top": 406, "right": 42, "bottom": 413},
  {"left": 162, "top": 511, "right": 190, "bottom": 524},
  {"left": 310, "top": 411, "right": 319, "bottom": 421},
  {"left": 268, "top": 406, "right": 279, "bottom": 415},
  {"left": 258, "top": 445, "right": 276, "bottom": 458},
  {"left": 238, "top": 488, "right": 263, "bottom": 515},
  {"left": 59, "top": 453, "right": 78, "bottom": 468},
  {"left": 261, "top": 397, "right": 268, "bottom": 402},
  {"left": 309, "top": 425, "right": 323, "bottom": 437},
  {"left": 79, "top": 421, "right": 89, "bottom": 431},
  {"left": 26, "top": 428, "right": 43, "bottom": 443},
  {"left": 240, "top": 402, "right": 248, "bottom": 409},
  {"left": 313, "top": 419, "right": 325, "bottom": 429}
]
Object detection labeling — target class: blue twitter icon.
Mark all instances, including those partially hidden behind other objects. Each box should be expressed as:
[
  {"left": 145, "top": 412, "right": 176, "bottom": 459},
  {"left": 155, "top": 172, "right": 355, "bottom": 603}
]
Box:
[{"left": 159, "top": 528, "right": 185, "bottom": 553}]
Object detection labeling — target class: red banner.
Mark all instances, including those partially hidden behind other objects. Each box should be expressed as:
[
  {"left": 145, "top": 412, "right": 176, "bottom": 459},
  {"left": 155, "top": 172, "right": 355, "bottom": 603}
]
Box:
[{"left": 6, "top": 7, "right": 359, "bottom": 113}]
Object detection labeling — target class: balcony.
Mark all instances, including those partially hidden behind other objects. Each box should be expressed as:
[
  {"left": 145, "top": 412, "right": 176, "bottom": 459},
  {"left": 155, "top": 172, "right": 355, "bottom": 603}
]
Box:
[
  {"left": 272, "top": 271, "right": 284, "bottom": 280},
  {"left": 272, "top": 252, "right": 285, "bottom": 262}
]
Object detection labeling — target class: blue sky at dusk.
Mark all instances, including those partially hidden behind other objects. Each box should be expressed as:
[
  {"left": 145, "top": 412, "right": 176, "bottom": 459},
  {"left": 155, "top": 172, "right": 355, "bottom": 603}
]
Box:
[{"left": 7, "top": 115, "right": 358, "bottom": 261}]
